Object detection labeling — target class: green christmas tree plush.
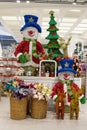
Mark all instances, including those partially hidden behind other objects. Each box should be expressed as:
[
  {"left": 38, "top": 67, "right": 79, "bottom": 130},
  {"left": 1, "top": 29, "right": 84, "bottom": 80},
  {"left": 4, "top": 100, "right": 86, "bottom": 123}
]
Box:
[{"left": 44, "top": 10, "right": 63, "bottom": 60}]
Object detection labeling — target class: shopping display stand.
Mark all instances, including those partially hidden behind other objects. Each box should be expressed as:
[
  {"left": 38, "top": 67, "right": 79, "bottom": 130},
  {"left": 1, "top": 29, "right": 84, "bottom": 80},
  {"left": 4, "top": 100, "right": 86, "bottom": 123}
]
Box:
[{"left": 0, "top": 58, "right": 18, "bottom": 83}]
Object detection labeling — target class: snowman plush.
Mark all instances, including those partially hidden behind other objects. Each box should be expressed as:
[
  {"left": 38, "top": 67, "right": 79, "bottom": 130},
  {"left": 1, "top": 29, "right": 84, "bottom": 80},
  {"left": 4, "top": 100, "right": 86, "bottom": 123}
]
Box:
[
  {"left": 14, "top": 15, "right": 45, "bottom": 64},
  {"left": 51, "top": 58, "right": 86, "bottom": 119}
]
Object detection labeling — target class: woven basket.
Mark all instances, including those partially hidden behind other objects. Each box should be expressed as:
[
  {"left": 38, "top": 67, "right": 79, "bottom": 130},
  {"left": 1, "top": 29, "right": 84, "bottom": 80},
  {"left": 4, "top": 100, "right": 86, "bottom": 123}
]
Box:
[
  {"left": 31, "top": 98, "right": 47, "bottom": 119},
  {"left": 10, "top": 96, "right": 28, "bottom": 120}
]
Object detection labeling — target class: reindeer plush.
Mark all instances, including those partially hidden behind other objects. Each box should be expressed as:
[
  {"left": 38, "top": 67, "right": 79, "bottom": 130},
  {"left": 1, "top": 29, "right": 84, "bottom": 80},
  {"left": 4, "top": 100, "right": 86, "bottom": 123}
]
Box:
[
  {"left": 59, "top": 36, "right": 72, "bottom": 57},
  {"left": 70, "top": 87, "right": 83, "bottom": 120},
  {"left": 56, "top": 88, "right": 66, "bottom": 119}
]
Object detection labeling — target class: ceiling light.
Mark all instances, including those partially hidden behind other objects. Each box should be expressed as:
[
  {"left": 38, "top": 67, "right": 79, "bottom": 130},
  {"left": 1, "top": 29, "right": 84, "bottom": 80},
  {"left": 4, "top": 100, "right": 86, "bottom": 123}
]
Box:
[
  {"left": 26, "top": 1, "right": 30, "bottom": 3},
  {"left": 59, "top": 30, "right": 68, "bottom": 33},
  {"left": 72, "top": 2, "right": 77, "bottom": 5},
  {"left": 72, "top": 0, "right": 77, "bottom": 5},
  {"left": 16, "top": 0, "right": 20, "bottom": 3},
  {"left": 61, "top": 18, "right": 77, "bottom": 23},
  {"left": 74, "top": 28, "right": 87, "bottom": 31},
  {"left": 71, "top": 30, "right": 83, "bottom": 34},
  {"left": 59, "top": 27, "right": 70, "bottom": 30},
  {"left": 18, "top": 16, "right": 22, "bottom": 21},
  {"left": 70, "top": 9, "right": 81, "bottom": 12},
  {"left": 59, "top": 23, "right": 73, "bottom": 27},
  {"left": 1, "top": 16, "right": 17, "bottom": 20},
  {"left": 81, "top": 19, "right": 87, "bottom": 23},
  {"left": 77, "top": 24, "right": 87, "bottom": 28}
]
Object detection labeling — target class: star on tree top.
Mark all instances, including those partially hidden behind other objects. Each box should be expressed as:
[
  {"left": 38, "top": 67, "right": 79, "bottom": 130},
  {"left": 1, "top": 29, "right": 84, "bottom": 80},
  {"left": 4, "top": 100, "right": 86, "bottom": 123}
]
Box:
[{"left": 49, "top": 10, "right": 54, "bottom": 15}]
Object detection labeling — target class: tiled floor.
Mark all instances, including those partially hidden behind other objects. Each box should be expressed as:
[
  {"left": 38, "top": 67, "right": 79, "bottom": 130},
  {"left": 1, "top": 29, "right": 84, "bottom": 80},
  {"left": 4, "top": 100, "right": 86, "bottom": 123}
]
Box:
[{"left": 0, "top": 97, "right": 87, "bottom": 130}]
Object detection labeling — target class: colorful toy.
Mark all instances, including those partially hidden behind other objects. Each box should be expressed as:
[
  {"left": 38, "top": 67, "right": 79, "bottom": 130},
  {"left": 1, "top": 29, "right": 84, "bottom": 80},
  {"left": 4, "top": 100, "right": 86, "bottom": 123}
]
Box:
[
  {"left": 55, "top": 88, "right": 66, "bottom": 119},
  {"left": 44, "top": 11, "right": 63, "bottom": 60},
  {"left": 14, "top": 15, "right": 45, "bottom": 64},
  {"left": 73, "top": 56, "right": 81, "bottom": 77},
  {"left": 59, "top": 36, "right": 72, "bottom": 57},
  {"left": 70, "top": 88, "right": 80, "bottom": 120},
  {"left": 51, "top": 58, "right": 86, "bottom": 120}
]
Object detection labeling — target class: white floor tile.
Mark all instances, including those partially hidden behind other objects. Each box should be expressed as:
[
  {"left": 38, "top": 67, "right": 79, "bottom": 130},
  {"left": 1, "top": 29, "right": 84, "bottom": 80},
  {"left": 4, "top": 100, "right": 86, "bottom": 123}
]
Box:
[{"left": 0, "top": 97, "right": 87, "bottom": 130}]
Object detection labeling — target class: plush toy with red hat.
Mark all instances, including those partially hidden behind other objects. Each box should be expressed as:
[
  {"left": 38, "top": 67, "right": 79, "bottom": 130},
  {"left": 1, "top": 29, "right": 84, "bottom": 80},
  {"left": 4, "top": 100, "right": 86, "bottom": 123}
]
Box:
[{"left": 14, "top": 15, "right": 45, "bottom": 64}]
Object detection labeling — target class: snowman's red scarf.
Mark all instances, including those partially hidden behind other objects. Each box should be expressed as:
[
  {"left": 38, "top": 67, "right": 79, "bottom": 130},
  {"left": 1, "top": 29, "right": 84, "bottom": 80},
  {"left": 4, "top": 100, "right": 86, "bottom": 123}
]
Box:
[{"left": 23, "top": 37, "right": 41, "bottom": 58}]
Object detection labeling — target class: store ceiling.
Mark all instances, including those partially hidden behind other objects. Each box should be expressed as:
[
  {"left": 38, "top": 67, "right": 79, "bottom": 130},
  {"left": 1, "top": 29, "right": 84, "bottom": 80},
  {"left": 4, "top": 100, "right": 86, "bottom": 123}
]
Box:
[
  {"left": 0, "top": 1, "right": 87, "bottom": 43},
  {"left": 0, "top": 0, "right": 87, "bottom": 5}
]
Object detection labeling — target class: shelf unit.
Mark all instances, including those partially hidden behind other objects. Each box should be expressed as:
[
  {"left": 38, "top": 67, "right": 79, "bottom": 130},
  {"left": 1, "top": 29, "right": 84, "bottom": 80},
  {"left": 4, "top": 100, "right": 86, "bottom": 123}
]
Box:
[
  {"left": 15, "top": 76, "right": 81, "bottom": 89},
  {"left": 0, "top": 58, "right": 18, "bottom": 83}
]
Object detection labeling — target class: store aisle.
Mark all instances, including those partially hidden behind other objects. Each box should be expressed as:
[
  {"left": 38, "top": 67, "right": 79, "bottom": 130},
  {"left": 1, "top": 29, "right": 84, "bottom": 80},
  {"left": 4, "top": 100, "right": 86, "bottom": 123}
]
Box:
[{"left": 0, "top": 97, "right": 87, "bottom": 130}]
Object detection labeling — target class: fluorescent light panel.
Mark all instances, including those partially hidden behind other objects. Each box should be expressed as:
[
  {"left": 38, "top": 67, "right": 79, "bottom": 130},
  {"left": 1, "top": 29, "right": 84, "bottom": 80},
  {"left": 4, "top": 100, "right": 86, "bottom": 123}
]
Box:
[
  {"left": 1, "top": 16, "right": 17, "bottom": 20},
  {"left": 71, "top": 30, "right": 83, "bottom": 34},
  {"left": 18, "top": 16, "right": 22, "bottom": 21},
  {"left": 59, "top": 30, "right": 68, "bottom": 33},
  {"left": 74, "top": 27, "right": 87, "bottom": 31},
  {"left": 61, "top": 18, "right": 77, "bottom": 22},
  {"left": 77, "top": 24, "right": 87, "bottom": 28},
  {"left": 59, "top": 27, "right": 70, "bottom": 30},
  {"left": 59, "top": 23, "right": 73, "bottom": 27},
  {"left": 80, "top": 19, "right": 87, "bottom": 23},
  {"left": 70, "top": 9, "right": 81, "bottom": 12}
]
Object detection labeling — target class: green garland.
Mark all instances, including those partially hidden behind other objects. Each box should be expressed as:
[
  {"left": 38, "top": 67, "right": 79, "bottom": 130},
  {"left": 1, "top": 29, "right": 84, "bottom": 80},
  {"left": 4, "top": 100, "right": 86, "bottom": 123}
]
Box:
[
  {"left": 59, "top": 79, "right": 74, "bottom": 99},
  {"left": 23, "top": 37, "right": 41, "bottom": 59}
]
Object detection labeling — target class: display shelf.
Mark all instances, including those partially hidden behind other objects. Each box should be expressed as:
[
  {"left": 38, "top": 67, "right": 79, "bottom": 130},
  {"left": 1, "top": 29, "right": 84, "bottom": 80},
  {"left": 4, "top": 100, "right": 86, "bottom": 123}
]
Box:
[
  {"left": 83, "top": 44, "right": 87, "bottom": 98},
  {"left": 15, "top": 76, "right": 81, "bottom": 89},
  {"left": 0, "top": 58, "right": 18, "bottom": 82},
  {"left": 86, "top": 69, "right": 87, "bottom": 98}
]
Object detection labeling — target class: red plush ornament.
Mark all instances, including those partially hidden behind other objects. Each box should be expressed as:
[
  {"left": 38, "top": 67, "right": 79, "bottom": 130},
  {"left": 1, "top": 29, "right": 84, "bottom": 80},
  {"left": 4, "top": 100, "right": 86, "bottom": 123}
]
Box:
[{"left": 56, "top": 56, "right": 61, "bottom": 61}]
